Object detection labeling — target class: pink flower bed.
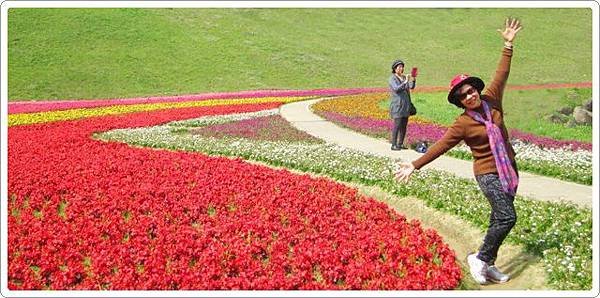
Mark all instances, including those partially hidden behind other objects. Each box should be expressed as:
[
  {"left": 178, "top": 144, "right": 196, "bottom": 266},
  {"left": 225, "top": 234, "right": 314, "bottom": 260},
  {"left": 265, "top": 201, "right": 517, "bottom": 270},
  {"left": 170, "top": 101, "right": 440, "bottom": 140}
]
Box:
[
  {"left": 8, "top": 88, "right": 386, "bottom": 114},
  {"left": 8, "top": 100, "right": 461, "bottom": 290},
  {"left": 191, "top": 115, "right": 322, "bottom": 143},
  {"left": 319, "top": 111, "right": 446, "bottom": 145}
]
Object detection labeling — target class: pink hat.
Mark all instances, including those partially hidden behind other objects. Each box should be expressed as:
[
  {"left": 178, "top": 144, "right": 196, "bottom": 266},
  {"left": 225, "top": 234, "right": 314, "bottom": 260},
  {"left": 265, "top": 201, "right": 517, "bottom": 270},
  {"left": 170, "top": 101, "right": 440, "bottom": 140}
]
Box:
[{"left": 447, "top": 74, "right": 485, "bottom": 107}]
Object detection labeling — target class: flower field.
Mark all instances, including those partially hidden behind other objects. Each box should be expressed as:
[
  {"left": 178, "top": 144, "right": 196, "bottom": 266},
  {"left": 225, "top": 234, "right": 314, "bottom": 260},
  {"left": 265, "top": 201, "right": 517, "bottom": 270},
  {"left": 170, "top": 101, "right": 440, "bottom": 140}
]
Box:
[
  {"left": 7, "top": 91, "right": 464, "bottom": 290},
  {"left": 5, "top": 5, "right": 595, "bottom": 293},
  {"left": 100, "top": 105, "right": 592, "bottom": 290},
  {"left": 311, "top": 92, "right": 593, "bottom": 185}
]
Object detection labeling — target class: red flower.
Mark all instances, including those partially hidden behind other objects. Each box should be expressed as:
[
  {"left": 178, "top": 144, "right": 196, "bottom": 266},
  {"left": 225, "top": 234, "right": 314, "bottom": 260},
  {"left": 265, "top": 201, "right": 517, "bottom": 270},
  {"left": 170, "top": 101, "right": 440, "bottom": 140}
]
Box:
[{"left": 8, "top": 101, "right": 461, "bottom": 290}]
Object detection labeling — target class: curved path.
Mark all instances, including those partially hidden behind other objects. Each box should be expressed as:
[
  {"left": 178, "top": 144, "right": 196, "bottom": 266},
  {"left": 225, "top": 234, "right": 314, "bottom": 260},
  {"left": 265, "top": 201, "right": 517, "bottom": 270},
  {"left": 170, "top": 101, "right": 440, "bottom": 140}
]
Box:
[{"left": 280, "top": 98, "right": 593, "bottom": 208}]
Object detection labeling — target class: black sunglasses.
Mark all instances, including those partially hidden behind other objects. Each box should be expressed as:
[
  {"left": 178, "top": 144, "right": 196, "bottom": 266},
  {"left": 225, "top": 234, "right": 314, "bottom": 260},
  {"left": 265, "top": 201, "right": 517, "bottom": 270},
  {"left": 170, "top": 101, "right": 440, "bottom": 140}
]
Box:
[{"left": 456, "top": 87, "right": 478, "bottom": 101}]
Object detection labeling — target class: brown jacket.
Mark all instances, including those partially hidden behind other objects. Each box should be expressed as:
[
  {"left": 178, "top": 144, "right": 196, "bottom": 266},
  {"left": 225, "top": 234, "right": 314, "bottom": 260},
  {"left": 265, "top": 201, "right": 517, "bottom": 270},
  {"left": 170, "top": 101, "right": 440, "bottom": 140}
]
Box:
[{"left": 412, "top": 47, "right": 516, "bottom": 176}]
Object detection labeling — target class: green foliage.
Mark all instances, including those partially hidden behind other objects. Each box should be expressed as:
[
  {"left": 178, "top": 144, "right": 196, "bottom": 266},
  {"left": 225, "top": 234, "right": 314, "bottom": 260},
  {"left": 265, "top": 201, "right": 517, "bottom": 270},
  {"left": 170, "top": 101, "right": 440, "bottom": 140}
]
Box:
[
  {"left": 8, "top": 8, "right": 592, "bottom": 101},
  {"left": 504, "top": 88, "right": 592, "bottom": 141},
  {"left": 445, "top": 149, "right": 592, "bottom": 185},
  {"left": 515, "top": 160, "right": 591, "bottom": 185}
]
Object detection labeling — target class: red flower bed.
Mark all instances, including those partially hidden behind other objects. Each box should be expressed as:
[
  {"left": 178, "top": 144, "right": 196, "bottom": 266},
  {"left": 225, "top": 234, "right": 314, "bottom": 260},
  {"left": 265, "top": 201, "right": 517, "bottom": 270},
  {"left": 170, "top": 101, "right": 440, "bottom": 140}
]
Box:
[{"left": 8, "top": 102, "right": 461, "bottom": 290}]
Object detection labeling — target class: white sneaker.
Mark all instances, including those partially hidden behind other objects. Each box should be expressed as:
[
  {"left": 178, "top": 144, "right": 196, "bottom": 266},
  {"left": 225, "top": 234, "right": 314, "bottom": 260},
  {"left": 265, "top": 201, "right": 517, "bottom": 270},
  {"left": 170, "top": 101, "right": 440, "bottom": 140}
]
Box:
[
  {"left": 467, "top": 253, "right": 488, "bottom": 285},
  {"left": 487, "top": 266, "right": 510, "bottom": 283}
]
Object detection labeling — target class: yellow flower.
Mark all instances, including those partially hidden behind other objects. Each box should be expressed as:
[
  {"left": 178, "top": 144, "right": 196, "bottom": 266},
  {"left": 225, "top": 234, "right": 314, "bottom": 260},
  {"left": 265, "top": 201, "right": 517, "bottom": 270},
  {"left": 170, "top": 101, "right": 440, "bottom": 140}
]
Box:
[
  {"left": 312, "top": 92, "right": 433, "bottom": 124},
  {"left": 9, "top": 97, "right": 307, "bottom": 126}
]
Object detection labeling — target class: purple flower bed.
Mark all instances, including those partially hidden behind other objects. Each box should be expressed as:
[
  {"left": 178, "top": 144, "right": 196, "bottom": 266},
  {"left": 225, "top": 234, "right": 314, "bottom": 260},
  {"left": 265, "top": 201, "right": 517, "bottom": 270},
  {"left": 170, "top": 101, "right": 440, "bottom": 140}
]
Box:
[
  {"left": 191, "top": 115, "right": 323, "bottom": 143},
  {"left": 318, "top": 111, "right": 446, "bottom": 145},
  {"left": 509, "top": 129, "right": 592, "bottom": 151},
  {"left": 9, "top": 88, "right": 386, "bottom": 114},
  {"left": 405, "top": 124, "right": 447, "bottom": 145},
  {"left": 319, "top": 111, "right": 592, "bottom": 151}
]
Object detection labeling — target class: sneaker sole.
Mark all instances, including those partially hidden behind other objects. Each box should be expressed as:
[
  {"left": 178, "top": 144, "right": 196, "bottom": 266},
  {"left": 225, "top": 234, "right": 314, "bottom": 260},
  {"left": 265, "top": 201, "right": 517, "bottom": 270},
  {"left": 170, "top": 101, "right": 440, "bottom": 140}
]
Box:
[{"left": 487, "top": 277, "right": 510, "bottom": 284}]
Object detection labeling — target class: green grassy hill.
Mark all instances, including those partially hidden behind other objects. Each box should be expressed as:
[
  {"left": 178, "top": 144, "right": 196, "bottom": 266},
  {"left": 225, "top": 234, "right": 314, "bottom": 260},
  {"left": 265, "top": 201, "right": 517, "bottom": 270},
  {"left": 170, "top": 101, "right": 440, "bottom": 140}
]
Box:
[{"left": 7, "top": 8, "right": 593, "bottom": 101}]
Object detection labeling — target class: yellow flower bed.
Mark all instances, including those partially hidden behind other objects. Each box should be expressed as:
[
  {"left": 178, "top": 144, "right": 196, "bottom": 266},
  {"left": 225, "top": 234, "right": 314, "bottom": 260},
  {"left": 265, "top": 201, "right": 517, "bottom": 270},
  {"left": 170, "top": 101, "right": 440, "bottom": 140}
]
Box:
[
  {"left": 313, "top": 92, "right": 431, "bottom": 123},
  {"left": 313, "top": 92, "right": 388, "bottom": 119},
  {"left": 8, "top": 97, "right": 307, "bottom": 127}
]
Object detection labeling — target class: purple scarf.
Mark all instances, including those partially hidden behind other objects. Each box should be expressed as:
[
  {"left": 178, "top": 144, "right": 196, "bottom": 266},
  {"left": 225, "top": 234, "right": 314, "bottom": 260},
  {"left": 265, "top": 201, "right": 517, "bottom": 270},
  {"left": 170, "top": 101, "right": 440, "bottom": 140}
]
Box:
[{"left": 467, "top": 101, "right": 519, "bottom": 196}]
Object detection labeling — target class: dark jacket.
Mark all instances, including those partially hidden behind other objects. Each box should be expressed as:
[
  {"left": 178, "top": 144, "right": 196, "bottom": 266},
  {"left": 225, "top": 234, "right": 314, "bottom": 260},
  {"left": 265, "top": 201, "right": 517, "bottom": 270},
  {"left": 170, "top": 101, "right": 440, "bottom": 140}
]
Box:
[{"left": 389, "top": 74, "right": 416, "bottom": 118}]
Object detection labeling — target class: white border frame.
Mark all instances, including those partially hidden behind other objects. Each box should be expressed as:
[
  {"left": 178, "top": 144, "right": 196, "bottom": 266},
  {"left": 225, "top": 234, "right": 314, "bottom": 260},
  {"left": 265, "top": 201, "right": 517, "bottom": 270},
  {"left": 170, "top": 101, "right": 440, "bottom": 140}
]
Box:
[{"left": 1, "top": 1, "right": 598, "bottom": 297}]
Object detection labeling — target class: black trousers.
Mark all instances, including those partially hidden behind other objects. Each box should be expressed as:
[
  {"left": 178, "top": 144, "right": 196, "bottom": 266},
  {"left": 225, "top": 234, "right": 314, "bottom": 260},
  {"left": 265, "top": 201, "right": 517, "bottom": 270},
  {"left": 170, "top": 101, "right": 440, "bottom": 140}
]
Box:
[
  {"left": 474, "top": 173, "right": 518, "bottom": 265},
  {"left": 391, "top": 117, "right": 408, "bottom": 147}
]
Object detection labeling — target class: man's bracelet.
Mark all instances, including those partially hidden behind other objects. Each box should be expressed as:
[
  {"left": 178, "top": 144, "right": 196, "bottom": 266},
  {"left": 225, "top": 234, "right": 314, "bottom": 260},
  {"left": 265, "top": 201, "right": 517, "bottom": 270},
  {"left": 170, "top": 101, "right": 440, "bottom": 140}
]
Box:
[{"left": 504, "top": 41, "right": 514, "bottom": 49}]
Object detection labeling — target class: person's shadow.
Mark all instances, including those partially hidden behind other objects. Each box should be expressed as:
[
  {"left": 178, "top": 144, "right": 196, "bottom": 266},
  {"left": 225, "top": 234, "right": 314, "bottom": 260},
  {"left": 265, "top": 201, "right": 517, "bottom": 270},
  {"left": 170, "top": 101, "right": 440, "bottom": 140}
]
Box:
[{"left": 498, "top": 250, "right": 540, "bottom": 279}]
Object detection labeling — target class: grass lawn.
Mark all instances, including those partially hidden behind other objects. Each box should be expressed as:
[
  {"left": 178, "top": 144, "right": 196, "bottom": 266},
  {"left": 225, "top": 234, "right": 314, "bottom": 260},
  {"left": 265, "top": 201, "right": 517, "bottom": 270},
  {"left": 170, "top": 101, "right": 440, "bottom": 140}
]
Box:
[{"left": 8, "top": 8, "right": 592, "bottom": 101}]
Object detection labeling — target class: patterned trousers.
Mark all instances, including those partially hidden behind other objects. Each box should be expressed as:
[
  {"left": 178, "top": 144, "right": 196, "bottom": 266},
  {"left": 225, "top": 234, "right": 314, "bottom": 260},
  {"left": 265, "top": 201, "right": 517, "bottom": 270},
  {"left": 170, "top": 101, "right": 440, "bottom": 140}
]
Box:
[{"left": 475, "top": 173, "right": 518, "bottom": 265}]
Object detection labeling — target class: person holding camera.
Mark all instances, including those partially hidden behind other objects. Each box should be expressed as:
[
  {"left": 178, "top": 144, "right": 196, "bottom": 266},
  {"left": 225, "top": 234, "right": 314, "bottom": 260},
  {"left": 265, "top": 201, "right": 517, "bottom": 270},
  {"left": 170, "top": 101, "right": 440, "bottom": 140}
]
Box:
[
  {"left": 394, "top": 18, "right": 522, "bottom": 285},
  {"left": 388, "top": 59, "right": 416, "bottom": 150}
]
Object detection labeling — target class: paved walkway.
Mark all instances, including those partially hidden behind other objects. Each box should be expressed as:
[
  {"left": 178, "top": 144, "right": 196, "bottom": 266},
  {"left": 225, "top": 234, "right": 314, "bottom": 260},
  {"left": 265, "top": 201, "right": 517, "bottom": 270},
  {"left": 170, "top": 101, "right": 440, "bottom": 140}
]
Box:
[{"left": 280, "top": 99, "right": 593, "bottom": 208}]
